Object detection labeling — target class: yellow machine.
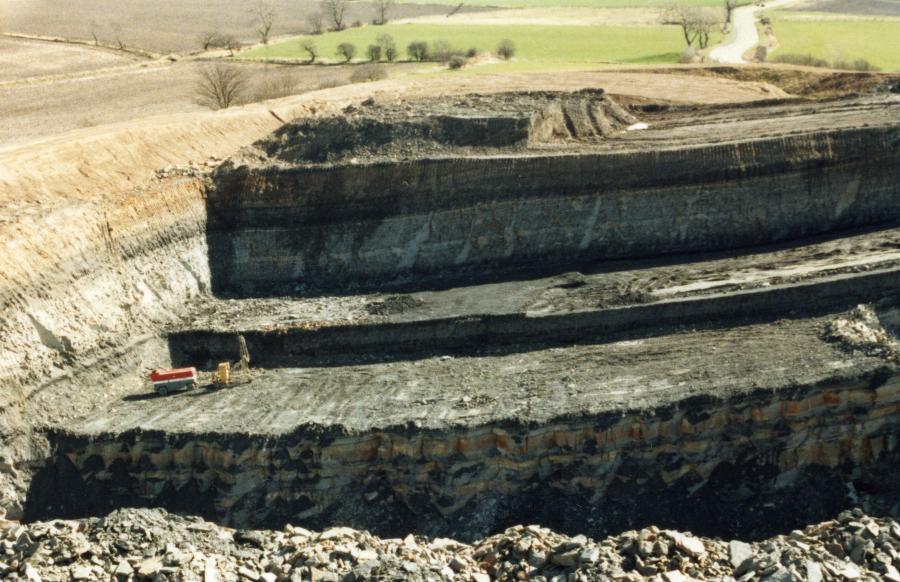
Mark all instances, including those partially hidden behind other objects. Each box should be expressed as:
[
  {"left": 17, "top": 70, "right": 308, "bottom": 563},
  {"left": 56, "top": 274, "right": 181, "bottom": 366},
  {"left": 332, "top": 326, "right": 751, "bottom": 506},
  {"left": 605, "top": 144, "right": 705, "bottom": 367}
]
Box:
[
  {"left": 212, "top": 362, "right": 231, "bottom": 388},
  {"left": 210, "top": 335, "right": 250, "bottom": 389}
]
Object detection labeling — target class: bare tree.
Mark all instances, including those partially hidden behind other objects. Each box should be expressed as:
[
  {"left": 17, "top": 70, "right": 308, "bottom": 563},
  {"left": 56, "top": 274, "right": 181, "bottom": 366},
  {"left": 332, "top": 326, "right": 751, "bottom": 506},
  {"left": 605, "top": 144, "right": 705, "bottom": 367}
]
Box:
[
  {"left": 324, "top": 0, "right": 348, "bottom": 31},
  {"left": 252, "top": 1, "right": 276, "bottom": 45},
  {"left": 407, "top": 41, "right": 429, "bottom": 62},
  {"left": 89, "top": 20, "right": 101, "bottom": 45},
  {"left": 199, "top": 30, "right": 222, "bottom": 51},
  {"left": 111, "top": 22, "right": 126, "bottom": 50},
  {"left": 662, "top": 5, "right": 721, "bottom": 50},
  {"left": 194, "top": 64, "right": 249, "bottom": 110},
  {"left": 497, "top": 39, "right": 515, "bottom": 60},
  {"left": 301, "top": 39, "right": 318, "bottom": 64},
  {"left": 725, "top": 0, "right": 737, "bottom": 25},
  {"left": 373, "top": 0, "right": 395, "bottom": 25},
  {"left": 307, "top": 12, "right": 325, "bottom": 35},
  {"left": 220, "top": 34, "right": 243, "bottom": 56}
]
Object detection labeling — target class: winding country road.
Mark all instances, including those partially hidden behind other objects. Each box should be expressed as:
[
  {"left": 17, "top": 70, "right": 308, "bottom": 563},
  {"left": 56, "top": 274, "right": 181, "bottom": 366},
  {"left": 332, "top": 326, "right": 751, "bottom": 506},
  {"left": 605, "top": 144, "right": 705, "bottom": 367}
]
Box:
[{"left": 710, "top": 0, "right": 802, "bottom": 64}]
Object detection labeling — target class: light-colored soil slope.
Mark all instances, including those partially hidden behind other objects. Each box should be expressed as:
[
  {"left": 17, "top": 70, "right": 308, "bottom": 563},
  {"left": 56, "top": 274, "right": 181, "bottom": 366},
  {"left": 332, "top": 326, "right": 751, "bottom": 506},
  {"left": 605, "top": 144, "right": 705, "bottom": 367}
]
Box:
[{"left": 0, "top": 57, "right": 409, "bottom": 148}]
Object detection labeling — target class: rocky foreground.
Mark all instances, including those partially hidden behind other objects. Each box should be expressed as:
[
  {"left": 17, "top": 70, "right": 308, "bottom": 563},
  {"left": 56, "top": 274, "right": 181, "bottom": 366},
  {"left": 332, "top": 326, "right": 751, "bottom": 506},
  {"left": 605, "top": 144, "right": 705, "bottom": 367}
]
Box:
[{"left": 2, "top": 509, "right": 900, "bottom": 581}]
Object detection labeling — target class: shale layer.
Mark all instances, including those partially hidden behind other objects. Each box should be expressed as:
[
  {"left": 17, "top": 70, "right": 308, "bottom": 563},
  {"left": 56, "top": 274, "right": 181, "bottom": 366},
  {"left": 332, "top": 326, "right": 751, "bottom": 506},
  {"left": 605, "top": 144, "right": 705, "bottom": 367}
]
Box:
[{"left": 207, "top": 93, "right": 900, "bottom": 295}]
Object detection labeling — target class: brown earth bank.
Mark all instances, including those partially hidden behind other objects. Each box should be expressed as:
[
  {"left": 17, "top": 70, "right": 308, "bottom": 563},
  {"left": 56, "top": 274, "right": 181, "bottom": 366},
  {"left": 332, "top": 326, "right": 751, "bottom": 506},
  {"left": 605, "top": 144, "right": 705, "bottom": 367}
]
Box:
[
  {"left": 0, "top": 69, "right": 898, "bottom": 562},
  {"left": 656, "top": 66, "right": 900, "bottom": 100},
  {"left": 2, "top": 507, "right": 900, "bottom": 581},
  {"left": 0, "top": 57, "right": 420, "bottom": 148}
]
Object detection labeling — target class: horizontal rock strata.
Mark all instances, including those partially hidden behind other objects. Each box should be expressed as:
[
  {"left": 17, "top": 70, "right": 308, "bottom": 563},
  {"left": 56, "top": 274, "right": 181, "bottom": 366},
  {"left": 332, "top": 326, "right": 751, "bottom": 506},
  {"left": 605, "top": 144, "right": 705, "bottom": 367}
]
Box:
[
  {"left": 31, "top": 369, "right": 900, "bottom": 540},
  {"left": 208, "top": 98, "right": 900, "bottom": 294}
]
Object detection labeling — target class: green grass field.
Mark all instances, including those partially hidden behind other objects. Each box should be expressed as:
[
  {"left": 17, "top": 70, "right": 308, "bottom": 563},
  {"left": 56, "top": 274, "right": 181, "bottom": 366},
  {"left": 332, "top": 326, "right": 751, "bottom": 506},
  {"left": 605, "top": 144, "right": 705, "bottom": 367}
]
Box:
[
  {"left": 243, "top": 24, "right": 688, "bottom": 69},
  {"left": 768, "top": 13, "right": 900, "bottom": 71}
]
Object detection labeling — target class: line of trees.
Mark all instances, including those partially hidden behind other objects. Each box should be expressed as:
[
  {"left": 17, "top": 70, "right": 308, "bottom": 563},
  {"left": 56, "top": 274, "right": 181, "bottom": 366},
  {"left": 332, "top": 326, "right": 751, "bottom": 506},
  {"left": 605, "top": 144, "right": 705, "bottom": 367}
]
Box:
[{"left": 294, "top": 36, "right": 516, "bottom": 66}]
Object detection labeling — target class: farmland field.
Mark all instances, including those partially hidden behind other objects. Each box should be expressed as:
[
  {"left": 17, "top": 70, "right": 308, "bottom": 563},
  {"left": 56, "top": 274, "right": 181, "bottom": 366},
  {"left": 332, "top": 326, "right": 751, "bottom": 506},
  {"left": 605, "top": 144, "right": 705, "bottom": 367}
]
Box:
[
  {"left": 0, "top": 37, "right": 137, "bottom": 82},
  {"left": 0, "top": 55, "right": 400, "bottom": 147},
  {"left": 403, "top": 0, "right": 741, "bottom": 7},
  {"left": 791, "top": 0, "right": 900, "bottom": 17},
  {"left": 0, "top": 0, "right": 469, "bottom": 53},
  {"left": 767, "top": 12, "right": 900, "bottom": 71},
  {"left": 242, "top": 24, "right": 690, "bottom": 69}
]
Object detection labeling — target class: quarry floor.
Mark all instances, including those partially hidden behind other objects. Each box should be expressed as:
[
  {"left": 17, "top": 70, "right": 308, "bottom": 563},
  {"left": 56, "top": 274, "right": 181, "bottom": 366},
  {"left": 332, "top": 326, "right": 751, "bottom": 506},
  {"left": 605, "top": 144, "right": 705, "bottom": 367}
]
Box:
[
  {"left": 73, "top": 310, "right": 892, "bottom": 436},
  {"left": 180, "top": 225, "right": 900, "bottom": 332}
]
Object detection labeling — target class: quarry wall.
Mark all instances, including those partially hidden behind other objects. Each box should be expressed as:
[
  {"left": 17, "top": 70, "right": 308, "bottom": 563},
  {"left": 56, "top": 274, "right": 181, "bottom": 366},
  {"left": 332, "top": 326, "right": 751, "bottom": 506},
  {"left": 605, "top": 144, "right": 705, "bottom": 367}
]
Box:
[
  {"left": 208, "top": 125, "right": 900, "bottom": 295},
  {"left": 31, "top": 371, "right": 900, "bottom": 540},
  {"left": 0, "top": 176, "right": 212, "bottom": 519}
]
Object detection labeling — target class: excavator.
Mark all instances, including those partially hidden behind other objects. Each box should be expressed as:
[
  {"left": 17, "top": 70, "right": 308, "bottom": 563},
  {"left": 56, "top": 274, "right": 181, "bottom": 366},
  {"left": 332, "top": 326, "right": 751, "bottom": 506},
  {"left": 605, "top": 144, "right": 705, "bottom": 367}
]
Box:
[{"left": 150, "top": 335, "right": 251, "bottom": 396}]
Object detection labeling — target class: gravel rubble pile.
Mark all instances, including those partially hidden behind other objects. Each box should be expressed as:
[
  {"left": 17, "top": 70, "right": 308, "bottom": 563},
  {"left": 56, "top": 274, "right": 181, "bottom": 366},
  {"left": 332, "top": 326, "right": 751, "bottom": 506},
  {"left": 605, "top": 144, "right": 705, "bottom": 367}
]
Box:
[{"left": 2, "top": 508, "right": 899, "bottom": 581}]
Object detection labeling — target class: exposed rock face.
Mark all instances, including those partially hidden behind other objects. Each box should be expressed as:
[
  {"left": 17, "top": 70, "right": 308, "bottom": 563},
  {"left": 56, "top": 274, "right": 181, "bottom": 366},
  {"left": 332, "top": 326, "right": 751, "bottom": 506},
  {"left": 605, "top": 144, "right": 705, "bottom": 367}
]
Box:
[
  {"left": 30, "top": 366, "right": 900, "bottom": 541},
  {"left": 207, "top": 95, "right": 900, "bottom": 296},
  {"left": 0, "top": 176, "right": 212, "bottom": 519}
]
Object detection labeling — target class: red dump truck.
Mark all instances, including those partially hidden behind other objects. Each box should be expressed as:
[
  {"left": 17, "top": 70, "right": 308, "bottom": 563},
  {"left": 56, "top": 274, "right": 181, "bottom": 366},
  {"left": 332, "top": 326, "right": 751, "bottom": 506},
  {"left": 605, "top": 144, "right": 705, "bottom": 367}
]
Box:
[{"left": 150, "top": 367, "right": 199, "bottom": 396}]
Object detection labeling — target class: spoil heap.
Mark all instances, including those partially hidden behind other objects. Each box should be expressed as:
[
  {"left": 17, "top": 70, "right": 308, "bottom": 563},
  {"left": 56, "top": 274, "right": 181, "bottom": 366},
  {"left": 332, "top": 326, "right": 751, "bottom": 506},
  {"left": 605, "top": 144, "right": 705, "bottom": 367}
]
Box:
[{"left": 3, "top": 508, "right": 900, "bottom": 581}]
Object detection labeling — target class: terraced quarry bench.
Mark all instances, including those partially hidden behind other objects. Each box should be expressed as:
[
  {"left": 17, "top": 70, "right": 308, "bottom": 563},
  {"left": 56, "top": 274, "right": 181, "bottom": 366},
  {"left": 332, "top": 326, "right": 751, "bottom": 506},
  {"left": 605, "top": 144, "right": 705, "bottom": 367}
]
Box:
[{"left": 4, "top": 89, "right": 900, "bottom": 551}]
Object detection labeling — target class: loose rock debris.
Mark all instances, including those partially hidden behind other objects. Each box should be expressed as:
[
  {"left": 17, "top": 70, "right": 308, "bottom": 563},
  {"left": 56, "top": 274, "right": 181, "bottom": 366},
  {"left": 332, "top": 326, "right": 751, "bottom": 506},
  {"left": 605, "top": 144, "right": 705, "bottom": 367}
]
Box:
[
  {"left": 3, "top": 508, "right": 900, "bottom": 581},
  {"left": 824, "top": 304, "right": 900, "bottom": 361}
]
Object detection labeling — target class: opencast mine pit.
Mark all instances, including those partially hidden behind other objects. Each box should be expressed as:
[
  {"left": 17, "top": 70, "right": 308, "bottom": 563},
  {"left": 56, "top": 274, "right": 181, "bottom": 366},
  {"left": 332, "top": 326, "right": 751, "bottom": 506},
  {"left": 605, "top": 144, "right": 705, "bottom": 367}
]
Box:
[{"left": 2, "top": 83, "right": 900, "bottom": 579}]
